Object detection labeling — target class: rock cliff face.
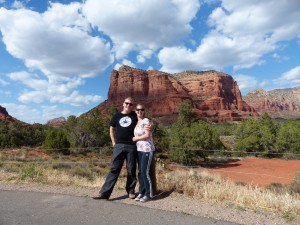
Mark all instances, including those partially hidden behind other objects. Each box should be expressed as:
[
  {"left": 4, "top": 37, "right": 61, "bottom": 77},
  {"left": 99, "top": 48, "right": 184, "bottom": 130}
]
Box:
[
  {"left": 243, "top": 87, "right": 300, "bottom": 118},
  {"left": 0, "top": 105, "right": 16, "bottom": 122},
  {"left": 99, "top": 66, "right": 257, "bottom": 123},
  {"left": 46, "top": 117, "right": 66, "bottom": 128}
]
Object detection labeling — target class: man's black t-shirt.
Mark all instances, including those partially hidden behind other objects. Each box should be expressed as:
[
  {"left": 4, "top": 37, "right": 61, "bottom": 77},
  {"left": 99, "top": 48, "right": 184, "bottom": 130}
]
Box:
[{"left": 110, "top": 111, "right": 138, "bottom": 145}]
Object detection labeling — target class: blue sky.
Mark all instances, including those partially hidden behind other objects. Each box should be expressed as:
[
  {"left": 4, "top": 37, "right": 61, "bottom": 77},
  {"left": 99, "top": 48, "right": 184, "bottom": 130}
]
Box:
[{"left": 0, "top": 0, "right": 300, "bottom": 124}]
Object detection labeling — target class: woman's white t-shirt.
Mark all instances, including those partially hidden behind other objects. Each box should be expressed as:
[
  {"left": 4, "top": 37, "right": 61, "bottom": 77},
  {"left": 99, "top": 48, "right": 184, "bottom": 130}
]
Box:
[{"left": 134, "top": 118, "right": 155, "bottom": 152}]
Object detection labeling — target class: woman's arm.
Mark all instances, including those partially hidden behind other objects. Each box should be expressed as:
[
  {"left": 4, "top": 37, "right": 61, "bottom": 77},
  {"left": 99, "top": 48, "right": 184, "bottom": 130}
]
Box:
[{"left": 133, "top": 129, "right": 151, "bottom": 141}]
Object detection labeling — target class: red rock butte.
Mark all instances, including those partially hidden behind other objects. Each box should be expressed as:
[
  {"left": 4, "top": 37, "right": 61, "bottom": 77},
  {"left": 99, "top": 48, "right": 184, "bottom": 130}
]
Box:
[
  {"left": 0, "top": 105, "right": 16, "bottom": 122},
  {"left": 243, "top": 87, "right": 300, "bottom": 119},
  {"left": 98, "top": 65, "right": 258, "bottom": 123}
]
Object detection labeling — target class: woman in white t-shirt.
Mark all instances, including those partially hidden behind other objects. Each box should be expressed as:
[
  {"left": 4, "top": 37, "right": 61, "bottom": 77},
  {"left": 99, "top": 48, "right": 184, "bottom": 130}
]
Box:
[{"left": 132, "top": 104, "right": 155, "bottom": 202}]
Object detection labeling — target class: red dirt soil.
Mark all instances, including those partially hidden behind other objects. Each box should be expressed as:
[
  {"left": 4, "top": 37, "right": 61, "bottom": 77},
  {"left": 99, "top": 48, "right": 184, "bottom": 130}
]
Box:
[{"left": 201, "top": 158, "right": 300, "bottom": 187}]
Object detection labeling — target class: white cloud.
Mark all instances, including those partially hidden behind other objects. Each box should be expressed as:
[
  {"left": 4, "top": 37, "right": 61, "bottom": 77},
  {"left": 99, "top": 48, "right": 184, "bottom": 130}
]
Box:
[
  {"left": 114, "top": 64, "right": 122, "bottom": 71},
  {"left": 0, "top": 78, "right": 9, "bottom": 86},
  {"left": 83, "top": 0, "right": 200, "bottom": 59},
  {"left": 137, "top": 49, "right": 154, "bottom": 63},
  {"left": 8, "top": 71, "right": 48, "bottom": 90},
  {"left": 0, "top": 3, "right": 113, "bottom": 106},
  {"left": 147, "top": 66, "right": 154, "bottom": 70},
  {"left": 41, "top": 105, "right": 72, "bottom": 123},
  {"left": 12, "top": 1, "right": 26, "bottom": 9},
  {"left": 159, "top": 0, "right": 300, "bottom": 73},
  {"left": 0, "top": 90, "right": 11, "bottom": 96},
  {"left": 0, "top": 103, "right": 72, "bottom": 124},
  {"left": 114, "top": 60, "right": 136, "bottom": 70},
  {"left": 233, "top": 74, "right": 266, "bottom": 92},
  {"left": 0, "top": 3, "right": 114, "bottom": 80},
  {"left": 49, "top": 91, "right": 102, "bottom": 106},
  {"left": 122, "top": 59, "right": 136, "bottom": 68},
  {"left": 7, "top": 71, "right": 102, "bottom": 106},
  {"left": 273, "top": 66, "right": 300, "bottom": 86}
]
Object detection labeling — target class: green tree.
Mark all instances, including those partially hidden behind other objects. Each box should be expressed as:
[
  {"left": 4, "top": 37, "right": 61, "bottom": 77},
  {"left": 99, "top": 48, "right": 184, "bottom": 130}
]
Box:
[
  {"left": 0, "top": 121, "right": 10, "bottom": 148},
  {"left": 43, "top": 130, "right": 70, "bottom": 154},
  {"left": 152, "top": 122, "right": 169, "bottom": 153},
  {"left": 64, "top": 110, "right": 110, "bottom": 148},
  {"left": 275, "top": 120, "right": 300, "bottom": 157},
  {"left": 177, "top": 99, "right": 197, "bottom": 126},
  {"left": 169, "top": 120, "right": 222, "bottom": 164},
  {"left": 168, "top": 100, "right": 224, "bottom": 164},
  {"left": 108, "top": 104, "right": 118, "bottom": 118},
  {"left": 234, "top": 114, "right": 278, "bottom": 156}
]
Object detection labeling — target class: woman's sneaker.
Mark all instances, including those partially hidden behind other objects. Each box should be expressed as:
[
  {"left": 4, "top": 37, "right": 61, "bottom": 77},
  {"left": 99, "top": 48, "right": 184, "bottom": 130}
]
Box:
[
  {"left": 139, "top": 196, "right": 150, "bottom": 202},
  {"left": 134, "top": 194, "right": 143, "bottom": 201}
]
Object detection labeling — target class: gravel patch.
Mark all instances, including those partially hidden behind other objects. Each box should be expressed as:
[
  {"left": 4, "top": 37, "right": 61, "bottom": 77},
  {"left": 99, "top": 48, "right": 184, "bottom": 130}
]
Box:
[{"left": 0, "top": 182, "right": 299, "bottom": 225}]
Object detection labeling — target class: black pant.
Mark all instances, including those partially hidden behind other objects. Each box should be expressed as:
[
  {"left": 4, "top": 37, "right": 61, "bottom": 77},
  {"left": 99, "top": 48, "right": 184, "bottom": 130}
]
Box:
[{"left": 100, "top": 144, "right": 137, "bottom": 198}]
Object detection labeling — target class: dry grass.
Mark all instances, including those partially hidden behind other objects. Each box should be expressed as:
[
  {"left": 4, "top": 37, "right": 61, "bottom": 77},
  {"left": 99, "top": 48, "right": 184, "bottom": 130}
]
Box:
[
  {"left": 158, "top": 168, "right": 300, "bottom": 221},
  {"left": 0, "top": 158, "right": 299, "bottom": 221},
  {"left": 0, "top": 161, "right": 125, "bottom": 190}
]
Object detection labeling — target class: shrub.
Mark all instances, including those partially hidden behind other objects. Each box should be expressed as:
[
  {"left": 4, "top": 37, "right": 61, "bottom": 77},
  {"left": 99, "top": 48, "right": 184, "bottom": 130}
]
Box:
[
  {"left": 21, "top": 164, "right": 44, "bottom": 180},
  {"left": 70, "top": 163, "right": 93, "bottom": 179},
  {"left": 52, "top": 162, "right": 72, "bottom": 170},
  {"left": 169, "top": 121, "right": 223, "bottom": 164},
  {"left": 275, "top": 121, "right": 300, "bottom": 156},
  {"left": 43, "top": 130, "right": 70, "bottom": 155}
]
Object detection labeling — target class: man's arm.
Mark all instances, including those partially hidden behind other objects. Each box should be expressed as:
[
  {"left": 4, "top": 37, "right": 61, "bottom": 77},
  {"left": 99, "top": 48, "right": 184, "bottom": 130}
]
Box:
[
  {"left": 144, "top": 121, "right": 153, "bottom": 132},
  {"left": 110, "top": 126, "right": 116, "bottom": 146}
]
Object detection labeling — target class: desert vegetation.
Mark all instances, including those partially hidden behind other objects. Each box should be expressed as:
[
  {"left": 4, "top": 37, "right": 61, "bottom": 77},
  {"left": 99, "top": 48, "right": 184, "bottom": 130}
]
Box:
[
  {"left": 1, "top": 100, "right": 300, "bottom": 222},
  {"left": 1, "top": 101, "right": 300, "bottom": 162},
  {"left": 0, "top": 150, "right": 299, "bottom": 222}
]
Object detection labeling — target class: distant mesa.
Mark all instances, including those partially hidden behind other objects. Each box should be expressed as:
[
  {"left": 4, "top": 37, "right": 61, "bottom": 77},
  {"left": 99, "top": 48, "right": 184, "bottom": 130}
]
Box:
[
  {"left": 5, "top": 66, "right": 300, "bottom": 125},
  {"left": 0, "top": 105, "right": 17, "bottom": 122},
  {"left": 0, "top": 105, "right": 66, "bottom": 127},
  {"left": 97, "top": 65, "right": 258, "bottom": 124},
  {"left": 243, "top": 87, "right": 300, "bottom": 119},
  {"left": 46, "top": 117, "right": 66, "bottom": 128}
]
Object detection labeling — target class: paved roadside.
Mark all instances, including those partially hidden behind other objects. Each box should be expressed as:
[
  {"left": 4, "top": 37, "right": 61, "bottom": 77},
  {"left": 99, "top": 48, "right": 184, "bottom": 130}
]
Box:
[{"left": 0, "top": 190, "right": 239, "bottom": 225}]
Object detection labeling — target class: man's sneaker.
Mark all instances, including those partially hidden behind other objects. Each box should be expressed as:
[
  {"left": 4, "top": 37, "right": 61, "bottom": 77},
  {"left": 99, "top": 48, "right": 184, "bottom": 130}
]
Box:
[
  {"left": 139, "top": 196, "right": 150, "bottom": 202},
  {"left": 134, "top": 194, "right": 143, "bottom": 201},
  {"left": 128, "top": 193, "right": 135, "bottom": 199}
]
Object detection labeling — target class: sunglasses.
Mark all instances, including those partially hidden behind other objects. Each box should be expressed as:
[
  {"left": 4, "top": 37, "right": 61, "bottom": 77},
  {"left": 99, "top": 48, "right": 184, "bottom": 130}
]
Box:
[
  {"left": 124, "top": 102, "right": 133, "bottom": 106},
  {"left": 136, "top": 108, "right": 145, "bottom": 112}
]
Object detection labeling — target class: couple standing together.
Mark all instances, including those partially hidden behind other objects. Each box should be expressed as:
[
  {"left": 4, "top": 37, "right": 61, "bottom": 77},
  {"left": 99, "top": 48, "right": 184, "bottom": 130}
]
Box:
[{"left": 93, "top": 97, "right": 155, "bottom": 202}]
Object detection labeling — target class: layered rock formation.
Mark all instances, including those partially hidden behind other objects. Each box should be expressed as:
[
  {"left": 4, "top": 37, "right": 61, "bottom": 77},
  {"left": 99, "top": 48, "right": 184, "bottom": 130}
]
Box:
[
  {"left": 46, "top": 117, "right": 66, "bottom": 128},
  {"left": 0, "top": 105, "right": 16, "bottom": 122},
  {"left": 243, "top": 87, "right": 300, "bottom": 118},
  {"left": 98, "top": 66, "right": 257, "bottom": 123}
]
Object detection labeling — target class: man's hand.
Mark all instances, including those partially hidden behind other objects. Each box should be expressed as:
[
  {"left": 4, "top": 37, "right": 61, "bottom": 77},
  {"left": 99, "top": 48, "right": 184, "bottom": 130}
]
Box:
[
  {"left": 132, "top": 136, "right": 138, "bottom": 142},
  {"left": 144, "top": 122, "right": 153, "bottom": 132}
]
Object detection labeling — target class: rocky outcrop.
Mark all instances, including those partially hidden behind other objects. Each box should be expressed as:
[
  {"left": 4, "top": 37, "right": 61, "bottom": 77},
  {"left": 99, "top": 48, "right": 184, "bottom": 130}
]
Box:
[
  {"left": 243, "top": 87, "right": 300, "bottom": 118},
  {"left": 98, "top": 66, "right": 257, "bottom": 123},
  {"left": 0, "top": 105, "right": 16, "bottom": 122},
  {"left": 46, "top": 117, "right": 66, "bottom": 128}
]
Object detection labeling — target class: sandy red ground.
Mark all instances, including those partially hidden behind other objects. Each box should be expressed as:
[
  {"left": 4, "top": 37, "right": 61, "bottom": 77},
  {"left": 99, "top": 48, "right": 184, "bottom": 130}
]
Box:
[
  {"left": 2, "top": 150, "right": 300, "bottom": 188},
  {"left": 201, "top": 158, "right": 300, "bottom": 187}
]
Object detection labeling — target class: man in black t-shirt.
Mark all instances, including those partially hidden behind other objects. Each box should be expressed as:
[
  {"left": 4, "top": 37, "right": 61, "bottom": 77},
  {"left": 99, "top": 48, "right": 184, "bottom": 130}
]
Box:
[{"left": 93, "top": 97, "right": 138, "bottom": 200}]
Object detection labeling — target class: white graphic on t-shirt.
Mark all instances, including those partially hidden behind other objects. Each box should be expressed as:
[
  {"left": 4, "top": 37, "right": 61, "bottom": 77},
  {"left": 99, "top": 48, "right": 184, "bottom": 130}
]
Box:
[{"left": 119, "top": 116, "right": 132, "bottom": 127}]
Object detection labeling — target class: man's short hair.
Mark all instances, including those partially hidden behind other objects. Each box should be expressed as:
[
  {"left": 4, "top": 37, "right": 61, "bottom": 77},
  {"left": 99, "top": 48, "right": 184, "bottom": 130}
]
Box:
[{"left": 125, "top": 97, "right": 134, "bottom": 103}]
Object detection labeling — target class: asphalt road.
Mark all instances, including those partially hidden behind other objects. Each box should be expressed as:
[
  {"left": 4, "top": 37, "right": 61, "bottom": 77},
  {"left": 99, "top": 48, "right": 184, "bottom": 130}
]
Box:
[{"left": 0, "top": 190, "right": 240, "bottom": 225}]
